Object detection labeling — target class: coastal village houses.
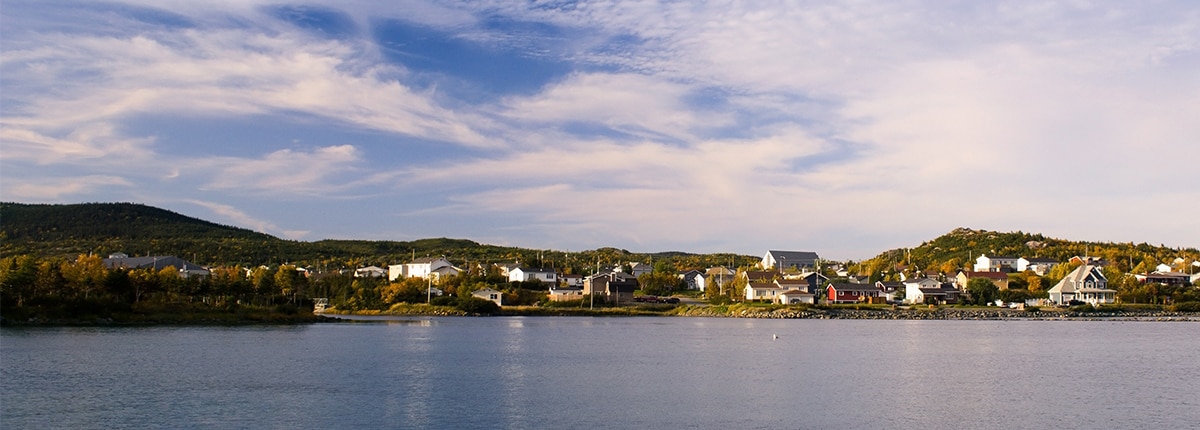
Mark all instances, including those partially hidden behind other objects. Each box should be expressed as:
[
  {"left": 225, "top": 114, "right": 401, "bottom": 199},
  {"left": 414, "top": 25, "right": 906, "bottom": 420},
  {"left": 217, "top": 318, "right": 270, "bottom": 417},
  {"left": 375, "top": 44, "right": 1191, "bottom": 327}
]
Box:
[
  {"left": 102, "top": 253, "right": 210, "bottom": 278},
  {"left": 472, "top": 288, "right": 503, "bottom": 306}
]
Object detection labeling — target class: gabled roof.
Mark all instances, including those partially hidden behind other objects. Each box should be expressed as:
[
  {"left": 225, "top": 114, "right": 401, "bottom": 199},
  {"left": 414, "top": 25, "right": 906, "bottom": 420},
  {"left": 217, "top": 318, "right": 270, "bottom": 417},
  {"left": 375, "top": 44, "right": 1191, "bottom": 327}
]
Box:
[
  {"left": 409, "top": 256, "right": 449, "bottom": 264},
  {"left": 513, "top": 267, "right": 555, "bottom": 274},
  {"left": 779, "top": 289, "right": 814, "bottom": 296},
  {"left": 766, "top": 250, "right": 820, "bottom": 265}
]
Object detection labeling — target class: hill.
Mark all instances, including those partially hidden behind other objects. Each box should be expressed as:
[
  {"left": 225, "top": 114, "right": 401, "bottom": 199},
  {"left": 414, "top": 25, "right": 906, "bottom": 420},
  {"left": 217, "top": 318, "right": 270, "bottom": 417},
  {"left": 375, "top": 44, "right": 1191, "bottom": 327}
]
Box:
[
  {"left": 851, "top": 227, "right": 1198, "bottom": 279},
  {"left": 0, "top": 202, "right": 756, "bottom": 271}
]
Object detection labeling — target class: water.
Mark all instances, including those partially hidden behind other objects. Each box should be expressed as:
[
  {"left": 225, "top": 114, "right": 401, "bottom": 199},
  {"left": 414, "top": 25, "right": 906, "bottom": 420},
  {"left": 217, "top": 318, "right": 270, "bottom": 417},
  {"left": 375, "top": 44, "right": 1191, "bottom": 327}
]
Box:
[{"left": 3, "top": 317, "right": 1198, "bottom": 429}]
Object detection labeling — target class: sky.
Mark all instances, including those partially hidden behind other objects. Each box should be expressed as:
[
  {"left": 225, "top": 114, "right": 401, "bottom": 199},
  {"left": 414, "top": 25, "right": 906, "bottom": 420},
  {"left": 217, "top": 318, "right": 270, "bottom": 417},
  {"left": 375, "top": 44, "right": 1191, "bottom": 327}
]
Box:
[{"left": 1, "top": 1, "right": 1197, "bottom": 261}]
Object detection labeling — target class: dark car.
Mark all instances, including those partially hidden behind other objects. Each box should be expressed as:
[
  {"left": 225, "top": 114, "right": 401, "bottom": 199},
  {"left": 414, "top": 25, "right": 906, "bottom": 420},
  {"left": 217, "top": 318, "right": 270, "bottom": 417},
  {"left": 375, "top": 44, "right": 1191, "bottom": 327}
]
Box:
[{"left": 664, "top": 297, "right": 680, "bottom": 304}]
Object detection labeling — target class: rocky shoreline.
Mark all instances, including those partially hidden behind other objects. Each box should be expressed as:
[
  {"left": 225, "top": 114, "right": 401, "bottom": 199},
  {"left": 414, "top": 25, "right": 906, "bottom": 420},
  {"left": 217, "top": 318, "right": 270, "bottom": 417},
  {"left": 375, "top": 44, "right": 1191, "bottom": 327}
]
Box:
[{"left": 671, "top": 307, "right": 1200, "bottom": 321}]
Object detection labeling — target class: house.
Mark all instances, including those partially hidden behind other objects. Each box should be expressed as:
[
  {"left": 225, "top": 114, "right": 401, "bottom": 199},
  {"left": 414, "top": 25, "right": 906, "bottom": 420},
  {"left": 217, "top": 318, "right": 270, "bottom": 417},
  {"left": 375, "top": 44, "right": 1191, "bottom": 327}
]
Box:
[
  {"left": 472, "top": 288, "right": 503, "bottom": 306},
  {"left": 955, "top": 271, "right": 1010, "bottom": 290},
  {"left": 677, "top": 270, "right": 705, "bottom": 291},
  {"left": 973, "top": 254, "right": 1018, "bottom": 272},
  {"left": 761, "top": 250, "right": 820, "bottom": 272},
  {"left": 583, "top": 272, "right": 638, "bottom": 304},
  {"left": 560, "top": 274, "right": 584, "bottom": 288},
  {"left": 494, "top": 262, "right": 521, "bottom": 277},
  {"left": 1134, "top": 271, "right": 1191, "bottom": 286},
  {"left": 706, "top": 266, "right": 735, "bottom": 290},
  {"left": 1155, "top": 263, "right": 1173, "bottom": 273},
  {"left": 778, "top": 289, "right": 815, "bottom": 305},
  {"left": 1016, "top": 257, "right": 1059, "bottom": 275},
  {"left": 786, "top": 271, "right": 829, "bottom": 292},
  {"left": 102, "top": 254, "right": 210, "bottom": 278},
  {"left": 826, "top": 283, "right": 881, "bottom": 304},
  {"left": 628, "top": 262, "right": 653, "bottom": 277},
  {"left": 354, "top": 266, "right": 387, "bottom": 278},
  {"left": 875, "top": 281, "right": 903, "bottom": 303},
  {"left": 774, "top": 278, "right": 813, "bottom": 295},
  {"left": 1049, "top": 265, "right": 1115, "bottom": 305},
  {"left": 393, "top": 257, "right": 460, "bottom": 281},
  {"left": 745, "top": 281, "right": 783, "bottom": 302},
  {"left": 547, "top": 286, "right": 584, "bottom": 302},
  {"left": 509, "top": 267, "right": 557, "bottom": 284},
  {"left": 903, "top": 278, "right": 960, "bottom": 304}
]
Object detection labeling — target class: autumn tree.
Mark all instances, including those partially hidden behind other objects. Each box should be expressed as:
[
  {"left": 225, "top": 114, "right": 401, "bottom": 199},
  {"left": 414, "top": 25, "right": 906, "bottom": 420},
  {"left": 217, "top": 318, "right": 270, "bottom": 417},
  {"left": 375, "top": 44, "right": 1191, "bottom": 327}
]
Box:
[{"left": 965, "top": 278, "right": 999, "bottom": 305}]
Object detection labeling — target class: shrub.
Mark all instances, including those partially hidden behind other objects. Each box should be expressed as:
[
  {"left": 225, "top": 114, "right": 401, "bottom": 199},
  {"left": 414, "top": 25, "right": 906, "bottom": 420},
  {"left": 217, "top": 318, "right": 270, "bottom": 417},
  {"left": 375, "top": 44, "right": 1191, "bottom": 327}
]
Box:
[
  {"left": 455, "top": 297, "right": 500, "bottom": 315},
  {"left": 1168, "top": 301, "right": 1200, "bottom": 312},
  {"left": 430, "top": 296, "right": 456, "bottom": 306}
]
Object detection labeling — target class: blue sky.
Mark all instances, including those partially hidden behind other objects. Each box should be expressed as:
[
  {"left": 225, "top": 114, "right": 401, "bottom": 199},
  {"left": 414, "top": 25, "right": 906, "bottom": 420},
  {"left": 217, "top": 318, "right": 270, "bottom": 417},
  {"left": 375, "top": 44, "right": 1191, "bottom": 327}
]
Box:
[{"left": 2, "top": 1, "right": 1197, "bottom": 260}]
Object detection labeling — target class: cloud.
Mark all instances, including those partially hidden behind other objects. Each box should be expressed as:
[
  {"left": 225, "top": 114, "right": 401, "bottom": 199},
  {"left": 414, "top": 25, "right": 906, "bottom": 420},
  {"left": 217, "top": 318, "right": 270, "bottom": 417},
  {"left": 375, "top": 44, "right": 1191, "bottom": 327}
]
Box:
[
  {"left": 2, "top": 175, "right": 132, "bottom": 200},
  {"left": 195, "top": 145, "right": 363, "bottom": 195},
  {"left": 500, "top": 72, "right": 732, "bottom": 141},
  {"left": 184, "top": 199, "right": 310, "bottom": 239}
]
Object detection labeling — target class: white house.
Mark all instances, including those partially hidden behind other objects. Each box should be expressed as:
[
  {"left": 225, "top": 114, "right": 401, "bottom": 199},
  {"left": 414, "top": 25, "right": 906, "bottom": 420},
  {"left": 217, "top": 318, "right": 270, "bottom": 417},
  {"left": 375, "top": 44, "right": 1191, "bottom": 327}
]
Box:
[
  {"left": 974, "top": 254, "right": 1019, "bottom": 272},
  {"left": 1016, "top": 257, "right": 1059, "bottom": 275},
  {"left": 509, "top": 267, "right": 557, "bottom": 284},
  {"left": 903, "top": 278, "right": 943, "bottom": 304},
  {"left": 354, "top": 266, "right": 387, "bottom": 278},
  {"left": 1048, "top": 264, "right": 1115, "bottom": 305},
  {"left": 778, "top": 289, "right": 815, "bottom": 305},
  {"left": 401, "top": 257, "right": 457, "bottom": 280},
  {"left": 472, "top": 288, "right": 503, "bottom": 306},
  {"left": 745, "top": 282, "right": 783, "bottom": 302},
  {"left": 761, "top": 250, "right": 820, "bottom": 272},
  {"left": 677, "top": 270, "right": 705, "bottom": 291}
]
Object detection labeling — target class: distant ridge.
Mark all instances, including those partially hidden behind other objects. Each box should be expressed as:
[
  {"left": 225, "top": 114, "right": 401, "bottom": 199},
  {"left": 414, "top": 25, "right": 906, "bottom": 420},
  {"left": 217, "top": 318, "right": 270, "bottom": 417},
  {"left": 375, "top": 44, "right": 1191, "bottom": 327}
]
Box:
[{"left": 0, "top": 202, "right": 754, "bottom": 270}]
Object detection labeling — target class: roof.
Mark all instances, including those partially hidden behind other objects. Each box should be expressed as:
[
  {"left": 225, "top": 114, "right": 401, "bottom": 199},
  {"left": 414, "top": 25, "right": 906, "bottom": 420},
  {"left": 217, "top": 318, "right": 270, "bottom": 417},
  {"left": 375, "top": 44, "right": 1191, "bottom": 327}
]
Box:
[
  {"left": 748, "top": 281, "right": 782, "bottom": 290},
  {"left": 409, "top": 256, "right": 447, "bottom": 264},
  {"left": 827, "top": 283, "right": 879, "bottom": 292},
  {"left": 766, "top": 250, "right": 820, "bottom": 265},
  {"left": 779, "top": 289, "right": 814, "bottom": 296},
  {"left": 513, "top": 267, "right": 555, "bottom": 274},
  {"left": 979, "top": 254, "right": 1018, "bottom": 260},
  {"left": 1020, "top": 257, "right": 1058, "bottom": 263}
]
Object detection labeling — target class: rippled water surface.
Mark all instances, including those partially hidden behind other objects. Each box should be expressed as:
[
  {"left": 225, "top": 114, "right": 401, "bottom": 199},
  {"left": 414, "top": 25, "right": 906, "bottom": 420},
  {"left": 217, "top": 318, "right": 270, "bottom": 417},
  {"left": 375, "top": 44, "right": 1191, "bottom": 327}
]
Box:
[{"left": 3, "top": 318, "right": 1198, "bottom": 429}]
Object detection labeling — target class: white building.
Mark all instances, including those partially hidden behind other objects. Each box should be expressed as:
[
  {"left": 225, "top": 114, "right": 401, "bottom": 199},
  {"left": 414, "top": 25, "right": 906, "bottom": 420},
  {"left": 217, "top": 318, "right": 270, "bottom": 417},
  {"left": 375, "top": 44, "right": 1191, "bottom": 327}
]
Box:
[
  {"left": 509, "top": 267, "right": 557, "bottom": 284},
  {"left": 390, "top": 257, "right": 460, "bottom": 281},
  {"left": 974, "top": 254, "right": 1019, "bottom": 272}
]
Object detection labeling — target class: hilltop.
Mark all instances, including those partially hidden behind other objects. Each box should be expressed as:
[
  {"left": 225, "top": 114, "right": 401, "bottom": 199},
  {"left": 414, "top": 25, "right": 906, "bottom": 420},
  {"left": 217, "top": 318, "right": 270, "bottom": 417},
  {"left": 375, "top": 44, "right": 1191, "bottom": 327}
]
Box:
[{"left": 852, "top": 227, "right": 1198, "bottom": 278}]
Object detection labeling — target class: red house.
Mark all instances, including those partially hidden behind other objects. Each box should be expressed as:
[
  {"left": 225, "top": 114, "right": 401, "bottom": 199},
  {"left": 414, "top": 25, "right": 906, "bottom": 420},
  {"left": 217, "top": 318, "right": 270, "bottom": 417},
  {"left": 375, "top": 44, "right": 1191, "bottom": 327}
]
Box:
[{"left": 826, "top": 283, "right": 881, "bottom": 304}]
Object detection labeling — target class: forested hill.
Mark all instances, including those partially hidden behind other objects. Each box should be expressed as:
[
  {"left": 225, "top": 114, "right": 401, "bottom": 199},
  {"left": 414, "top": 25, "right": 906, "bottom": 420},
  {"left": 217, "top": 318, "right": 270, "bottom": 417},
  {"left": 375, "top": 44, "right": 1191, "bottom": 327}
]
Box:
[
  {"left": 0, "top": 203, "right": 755, "bottom": 271},
  {"left": 1, "top": 202, "right": 274, "bottom": 242},
  {"left": 853, "top": 227, "right": 1199, "bottom": 277}
]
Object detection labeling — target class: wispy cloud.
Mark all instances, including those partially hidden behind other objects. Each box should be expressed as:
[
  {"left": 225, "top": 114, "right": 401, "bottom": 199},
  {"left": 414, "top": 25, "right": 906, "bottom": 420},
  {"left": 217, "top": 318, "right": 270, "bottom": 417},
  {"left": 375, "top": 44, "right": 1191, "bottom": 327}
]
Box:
[
  {"left": 2, "top": 1, "right": 1197, "bottom": 257},
  {"left": 2, "top": 175, "right": 132, "bottom": 200},
  {"left": 184, "top": 199, "right": 310, "bottom": 239}
]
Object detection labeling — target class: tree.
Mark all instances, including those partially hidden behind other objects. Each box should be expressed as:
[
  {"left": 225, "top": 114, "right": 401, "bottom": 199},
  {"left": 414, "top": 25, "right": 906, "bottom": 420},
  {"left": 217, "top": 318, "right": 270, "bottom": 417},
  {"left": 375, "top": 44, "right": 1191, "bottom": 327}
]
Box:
[{"left": 965, "top": 278, "right": 999, "bottom": 305}]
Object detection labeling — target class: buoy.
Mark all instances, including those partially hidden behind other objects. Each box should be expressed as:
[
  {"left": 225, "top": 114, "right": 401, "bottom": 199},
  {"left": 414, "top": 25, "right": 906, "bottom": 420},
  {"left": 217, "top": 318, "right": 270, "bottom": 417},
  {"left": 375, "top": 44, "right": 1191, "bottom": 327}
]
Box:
[{"left": 773, "top": 334, "right": 778, "bottom": 340}]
